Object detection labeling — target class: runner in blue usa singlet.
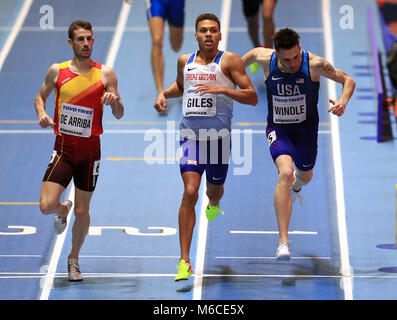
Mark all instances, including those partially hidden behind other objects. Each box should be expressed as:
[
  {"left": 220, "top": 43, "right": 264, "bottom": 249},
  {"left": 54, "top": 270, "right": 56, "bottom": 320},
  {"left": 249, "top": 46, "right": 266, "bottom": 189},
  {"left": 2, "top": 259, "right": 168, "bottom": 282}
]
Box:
[
  {"left": 265, "top": 49, "right": 320, "bottom": 171},
  {"left": 241, "top": 27, "right": 355, "bottom": 262}
]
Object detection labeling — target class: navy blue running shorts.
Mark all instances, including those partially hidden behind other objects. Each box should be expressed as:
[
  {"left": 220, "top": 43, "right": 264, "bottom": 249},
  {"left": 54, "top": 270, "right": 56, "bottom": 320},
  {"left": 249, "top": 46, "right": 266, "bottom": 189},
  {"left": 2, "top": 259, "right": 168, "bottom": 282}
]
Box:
[
  {"left": 146, "top": 0, "right": 185, "bottom": 27},
  {"left": 266, "top": 126, "right": 318, "bottom": 171},
  {"left": 179, "top": 137, "right": 231, "bottom": 185}
]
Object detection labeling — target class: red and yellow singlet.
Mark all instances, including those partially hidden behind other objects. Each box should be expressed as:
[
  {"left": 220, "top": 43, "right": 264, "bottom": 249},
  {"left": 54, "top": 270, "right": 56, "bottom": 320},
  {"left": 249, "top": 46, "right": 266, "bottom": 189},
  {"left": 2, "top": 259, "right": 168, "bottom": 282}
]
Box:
[
  {"left": 43, "top": 61, "right": 104, "bottom": 192},
  {"left": 54, "top": 61, "right": 104, "bottom": 138}
]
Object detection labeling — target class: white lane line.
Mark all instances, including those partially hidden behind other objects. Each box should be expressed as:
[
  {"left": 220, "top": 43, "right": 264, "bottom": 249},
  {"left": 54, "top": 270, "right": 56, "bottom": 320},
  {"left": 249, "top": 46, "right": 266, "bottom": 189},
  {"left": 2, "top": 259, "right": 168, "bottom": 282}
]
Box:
[
  {"left": 192, "top": 0, "right": 232, "bottom": 301},
  {"left": 39, "top": 186, "right": 75, "bottom": 300},
  {"left": 215, "top": 256, "right": 331, "bottom": 260},
  {"left": 322, "top": 0, "right": 353, "bottom": 300},
  {"left": 0, "top": 254, "right": 328, "bottom": 260},
  {"left": 105, "top": 0, "right": 131, "bottom": 68},
  {"left": 79, "top": 255, "right": 179, "bottom": 259},
  {"left": 0, "top": 120, "right": 332, "bottom": 125},
  {"left": 0, "top": 130, "right": 52, "bottom": 133},
  {"left": 0, "top": 129, "right": 332, "bottom": 134},
  {"left": 218, "top": 0, "right": 232, "bottom": 51},
  {"left": 0, "top": 0, "right": 33, "bottom": 72},
  {"left": 0, "top": 26, "right": 323, "bottom": 33},
  {"left": 3, "top": 273, "right": 397, "bottom": 279},
  {"left": 192, "top": 179, "right": 210, "bottom": 301},
  {"left": 230, "top": 230, "right": 318, "bottom": 235},
  {"left": 0, "top": 255, "right": 41, "bottom": 257}
]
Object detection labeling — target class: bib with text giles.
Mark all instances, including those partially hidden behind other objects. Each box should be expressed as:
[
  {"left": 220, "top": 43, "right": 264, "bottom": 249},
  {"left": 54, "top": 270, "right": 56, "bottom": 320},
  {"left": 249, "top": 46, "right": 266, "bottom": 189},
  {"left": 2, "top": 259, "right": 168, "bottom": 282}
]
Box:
[
  {"left": 183, "top": 90, "right": 217, "bottom": 117},
  {"left": 59, "top": 102, "right": 93, "bottom": 137},
  {"left": 272, "top": 94, "right": 306, "bottom": 124}
]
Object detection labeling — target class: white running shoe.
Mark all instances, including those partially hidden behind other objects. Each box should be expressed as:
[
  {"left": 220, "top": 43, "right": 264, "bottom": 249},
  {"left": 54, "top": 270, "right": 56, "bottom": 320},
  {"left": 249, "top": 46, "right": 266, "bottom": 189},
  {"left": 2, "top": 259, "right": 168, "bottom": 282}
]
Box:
[
  {"left": 276, "top": 241, "right": 291, "bottom": 261},
  {"left": 54, "top": 200, "right": 72, "bottom": 235},
  {"left": 290, "top": 188, "right": 303, "bottom": 205},
  {"left": 68, "top": 258, "right": 83, "bottom": 282}
]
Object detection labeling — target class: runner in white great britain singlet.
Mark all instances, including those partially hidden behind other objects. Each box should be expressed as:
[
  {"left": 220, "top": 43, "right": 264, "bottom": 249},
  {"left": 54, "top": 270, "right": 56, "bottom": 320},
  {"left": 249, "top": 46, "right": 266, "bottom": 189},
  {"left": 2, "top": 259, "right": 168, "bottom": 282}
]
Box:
[{"left": 180, "top": 50, "right": 235, "bottom": 141}]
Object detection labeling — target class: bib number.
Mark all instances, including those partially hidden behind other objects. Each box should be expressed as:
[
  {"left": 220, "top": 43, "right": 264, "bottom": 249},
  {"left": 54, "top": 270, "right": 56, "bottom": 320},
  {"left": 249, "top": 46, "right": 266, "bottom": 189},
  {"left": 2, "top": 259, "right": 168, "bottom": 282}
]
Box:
[
  {"left": 59, "top": 103, "right": 93, "bottom": 137},
  {"left": 272, "top": 94, "right": 306, "bottom": 124},
  {"left": 267, "top": 130, "right": 277, "bottom": 146},
  {"left": 183, "top": 91, "right": 216, "bottom": 117}
]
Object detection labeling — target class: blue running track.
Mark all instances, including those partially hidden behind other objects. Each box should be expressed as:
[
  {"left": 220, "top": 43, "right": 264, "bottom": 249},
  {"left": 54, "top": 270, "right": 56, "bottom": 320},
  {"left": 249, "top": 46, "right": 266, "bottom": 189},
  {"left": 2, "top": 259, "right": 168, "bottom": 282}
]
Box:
[{"left": 0, "top": 0, "right": 397, "bottom": 302}]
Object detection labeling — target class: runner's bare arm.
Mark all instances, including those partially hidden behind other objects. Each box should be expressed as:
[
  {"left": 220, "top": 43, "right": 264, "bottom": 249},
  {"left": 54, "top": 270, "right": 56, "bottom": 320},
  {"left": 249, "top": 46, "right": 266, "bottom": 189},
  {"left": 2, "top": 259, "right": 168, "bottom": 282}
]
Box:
[
  {"left": 194, "top": 52, "right": 258, "bottom": 106},
  {"left": 166, "top": 54, "right": 187, "bottom": 98},
  {"left": 154, "top": 54, "right": 188, "bottom": 112},
  {"left": 102, "top": 65, "right": 124, "bottom": 119},
  {"left": 311, "top": 54, "right": 355, "bottom": 117},
  {"left": 34, "top": 63, "right": 59, "bottom": 128},
  {"left": 241, "top": 47, "right": 273, "bottom": 77}
]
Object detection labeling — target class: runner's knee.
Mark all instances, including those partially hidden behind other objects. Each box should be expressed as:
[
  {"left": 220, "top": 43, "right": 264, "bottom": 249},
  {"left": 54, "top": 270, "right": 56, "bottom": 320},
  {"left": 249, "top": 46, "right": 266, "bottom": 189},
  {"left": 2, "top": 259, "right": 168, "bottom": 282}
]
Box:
[
  {"left": 73, "top": 205, "right": 89, "bottom": 218},
  {"left": 278, "top": 168, "right": 294, "bottom": 187},
  {"left": 39, "top": 199, "right": 57, "bottom": 215},
  {"left": 170, "top": 40, "right": 182, "bottom": 52},
  {"left": 152, "top": 34, "right": 164, "bottom": 50},
  {"left": 170, "top": 35, "right": 182, "bottom": 52},
  {"left": 183, "top": 185, "right": 199, "bottom": 204}
]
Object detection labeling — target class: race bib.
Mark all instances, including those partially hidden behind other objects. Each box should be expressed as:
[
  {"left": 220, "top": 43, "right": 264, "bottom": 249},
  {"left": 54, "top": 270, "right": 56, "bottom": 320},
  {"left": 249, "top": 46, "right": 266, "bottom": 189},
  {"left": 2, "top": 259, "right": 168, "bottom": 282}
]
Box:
[
  {"left": 183, "top": 91, "right": 217, "bottom": 117},
  {"left": 267, "top": 130, "right": 277, "bottom": 146},
  {"left": 59, "top": 103, "right": 93, "bottom": 137},
  {"left": 272, "top": 94, "right": 306, "bottom": 124},
  {"left": 92, "top": 160, "right": 100, "bottom": 188},
  {"left": 49, "top": 150, "right": 57, "bottom": 164}
]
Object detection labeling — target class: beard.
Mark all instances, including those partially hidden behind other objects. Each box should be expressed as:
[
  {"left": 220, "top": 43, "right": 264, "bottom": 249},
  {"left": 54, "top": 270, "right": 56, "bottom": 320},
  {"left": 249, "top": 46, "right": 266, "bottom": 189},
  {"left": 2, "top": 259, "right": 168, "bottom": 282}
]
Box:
[{"left": 73, "top": 46, "right": 92, "bottom": 60}]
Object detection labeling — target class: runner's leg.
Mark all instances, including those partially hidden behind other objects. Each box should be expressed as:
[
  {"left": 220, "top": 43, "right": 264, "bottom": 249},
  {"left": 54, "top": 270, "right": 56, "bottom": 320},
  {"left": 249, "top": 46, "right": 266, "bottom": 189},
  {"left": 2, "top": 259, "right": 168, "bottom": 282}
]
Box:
[{"left": 274, "top": 154, "right": 294, "bottom": 244}]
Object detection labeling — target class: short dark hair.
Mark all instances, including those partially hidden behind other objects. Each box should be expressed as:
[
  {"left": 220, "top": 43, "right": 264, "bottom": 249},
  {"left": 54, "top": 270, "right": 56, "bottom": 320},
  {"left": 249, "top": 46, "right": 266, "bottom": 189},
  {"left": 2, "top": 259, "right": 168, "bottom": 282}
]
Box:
[
  {"left": 195, "top": 13, "right": 221, "bottom": 31},
  {"left": 273, "top": 28, "right": 300, "bottom": 51},
  {"left": 68, "top": 20, "right": 92, "bottom": 40}
]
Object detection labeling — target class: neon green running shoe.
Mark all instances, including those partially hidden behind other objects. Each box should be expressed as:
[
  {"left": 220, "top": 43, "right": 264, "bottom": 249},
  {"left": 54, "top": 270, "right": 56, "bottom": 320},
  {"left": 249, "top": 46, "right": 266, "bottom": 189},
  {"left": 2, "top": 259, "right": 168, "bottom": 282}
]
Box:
[
  {"left": 175, "top": 259, "right": 193, "bottom": 281},
  {"left": 249, "top": 61, "right": 260, "bottom": 73},
  {"left": 205, "top": 203, "right": 224, "bottom": 221}
]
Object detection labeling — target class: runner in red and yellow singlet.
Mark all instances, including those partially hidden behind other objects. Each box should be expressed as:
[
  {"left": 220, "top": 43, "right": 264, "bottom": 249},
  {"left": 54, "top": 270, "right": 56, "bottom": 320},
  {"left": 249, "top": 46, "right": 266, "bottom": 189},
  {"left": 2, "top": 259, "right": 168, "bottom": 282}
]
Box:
[{"left": 34, "top": 20, "right": 124, "bottom": 282}]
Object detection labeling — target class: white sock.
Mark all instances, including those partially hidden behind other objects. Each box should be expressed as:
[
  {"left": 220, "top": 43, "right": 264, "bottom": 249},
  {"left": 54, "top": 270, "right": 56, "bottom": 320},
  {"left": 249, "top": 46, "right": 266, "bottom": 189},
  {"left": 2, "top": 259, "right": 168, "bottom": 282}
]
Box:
[{"left": 292, "top": 171, "right": 307, "bottom": 192}]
